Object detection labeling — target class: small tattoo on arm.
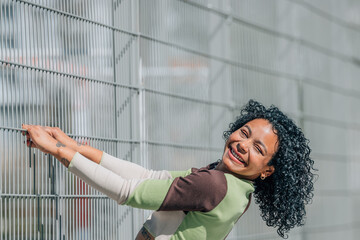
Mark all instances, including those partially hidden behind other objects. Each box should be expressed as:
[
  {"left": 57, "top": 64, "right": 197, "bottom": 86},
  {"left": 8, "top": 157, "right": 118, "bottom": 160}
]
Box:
[
  {"left": 56, "top": 141, "right": 66, "bottom": 147},
  {"left": 77, "top": 142, "right": 86, "bottom": 146},
  {"left": 60, "top": 158, "right": 70, "bottom": 167}
]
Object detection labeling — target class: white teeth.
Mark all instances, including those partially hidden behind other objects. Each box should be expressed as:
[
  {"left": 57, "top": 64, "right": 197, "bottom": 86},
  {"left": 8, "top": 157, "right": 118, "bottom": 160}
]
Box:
[{"left": 231, "top": 148, "right": 244, "bottom": 163}]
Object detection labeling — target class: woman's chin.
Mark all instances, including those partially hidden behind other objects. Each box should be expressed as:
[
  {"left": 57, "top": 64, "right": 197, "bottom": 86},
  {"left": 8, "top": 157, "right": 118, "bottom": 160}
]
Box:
[{"left": 223, "top": 158, "right": 244, "bottom": 174}]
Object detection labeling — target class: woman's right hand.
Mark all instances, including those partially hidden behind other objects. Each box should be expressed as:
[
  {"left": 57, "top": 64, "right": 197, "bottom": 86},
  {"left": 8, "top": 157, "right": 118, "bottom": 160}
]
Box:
[
  {"left": 22, "top": 124, "right": 60, "bottom": 155},
  {"left": 43, "top": 127, "right": 82, "bottom": 152},
  {"left": 24, "top": 125, "right": 85, "bottom": 152}
]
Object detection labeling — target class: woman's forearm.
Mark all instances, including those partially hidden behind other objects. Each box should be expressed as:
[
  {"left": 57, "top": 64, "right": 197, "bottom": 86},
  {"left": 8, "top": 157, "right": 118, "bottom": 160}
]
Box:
[
  {"left": 49, "top": 127, "right": 172, "bottom": 180},
  {"left": 100, "top": 152, "right": 172, "bottom": 180},
  {"left": 55, "top": 147, "right": 77, "bottom": 167},
  {"left": 75, "top": 144, "right": 103, "bottom": 164},
  {"left": 49, "top": 127, "right": 103, "bottom": 164},
  {"left": 68, "top": 152, "right": 147, "bottom": 205}
]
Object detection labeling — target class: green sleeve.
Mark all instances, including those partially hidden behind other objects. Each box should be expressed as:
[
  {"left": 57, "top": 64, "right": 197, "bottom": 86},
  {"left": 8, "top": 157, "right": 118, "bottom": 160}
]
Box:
[
  {"left": 124, "top": 169, "right": 192, "bottom": 210},
  {"left": 124, "top": 178, "right": 173, "bottom": 210}
]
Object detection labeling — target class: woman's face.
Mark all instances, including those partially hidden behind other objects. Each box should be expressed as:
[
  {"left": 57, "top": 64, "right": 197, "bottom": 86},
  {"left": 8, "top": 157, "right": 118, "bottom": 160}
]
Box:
[{"left": 217, "top": 118, "right": 278, "bottom": 180}]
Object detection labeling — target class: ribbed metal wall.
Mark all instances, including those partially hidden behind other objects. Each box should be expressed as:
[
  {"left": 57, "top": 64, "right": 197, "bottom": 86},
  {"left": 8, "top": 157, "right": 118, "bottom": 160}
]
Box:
[{"left": 1, "top": 0, "right": 360, "bottom": 239}]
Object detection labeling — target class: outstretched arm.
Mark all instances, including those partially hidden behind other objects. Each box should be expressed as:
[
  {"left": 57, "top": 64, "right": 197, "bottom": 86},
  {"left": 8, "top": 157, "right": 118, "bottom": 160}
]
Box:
[
  {"left": 21, "top": 124, "right": 157, "bottom": 204},
  {"left": 45, "top": 126, "right": 172, "bottom": 179},
  {"left": 21, "top": 125, "right": 228, "bottom": 214},
  {"left": 23, "top": 125, "right": 173, "bottom": 180}
]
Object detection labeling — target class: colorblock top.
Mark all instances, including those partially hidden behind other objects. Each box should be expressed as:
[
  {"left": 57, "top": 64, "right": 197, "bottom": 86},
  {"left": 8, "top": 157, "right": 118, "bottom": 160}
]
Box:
[{"left": 68, "top": 152, "right": 254, "bottom": 239}]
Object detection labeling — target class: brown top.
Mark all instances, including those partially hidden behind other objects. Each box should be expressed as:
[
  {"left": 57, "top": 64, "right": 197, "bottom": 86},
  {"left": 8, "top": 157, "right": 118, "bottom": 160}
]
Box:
[{"left": 158, "top": 167, "right": 228, "bottom": 212}]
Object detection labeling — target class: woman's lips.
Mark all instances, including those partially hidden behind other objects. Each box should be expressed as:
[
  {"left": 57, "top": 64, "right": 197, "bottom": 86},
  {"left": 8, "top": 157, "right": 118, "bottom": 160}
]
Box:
[{"left": 228, "top": 148, "right": 245, "bottom": 166}]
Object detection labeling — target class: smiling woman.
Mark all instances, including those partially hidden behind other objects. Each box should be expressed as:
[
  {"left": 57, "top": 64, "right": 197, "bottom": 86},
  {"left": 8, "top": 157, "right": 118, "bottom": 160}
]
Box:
[
  {"left": 217, "top": 118, "right": 278, "bottom": 181},
  {"left": 222, "top": 100, "right": 316, "bottom": 238},
  {"left": 21, "top": 99, "right": 315, "bottom": 239}
]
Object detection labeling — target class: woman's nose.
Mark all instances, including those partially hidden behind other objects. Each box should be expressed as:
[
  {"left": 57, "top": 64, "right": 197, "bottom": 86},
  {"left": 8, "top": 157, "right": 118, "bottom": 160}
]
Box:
[{"left": 237, "top": 141, "right": 248, "bottom": 154}]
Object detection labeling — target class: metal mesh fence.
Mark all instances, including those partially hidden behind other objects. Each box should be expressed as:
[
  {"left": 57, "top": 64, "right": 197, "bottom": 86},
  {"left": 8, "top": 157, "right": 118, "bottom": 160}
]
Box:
[{"left": 1, "top": 0, "right": 360, "bottom": 239}]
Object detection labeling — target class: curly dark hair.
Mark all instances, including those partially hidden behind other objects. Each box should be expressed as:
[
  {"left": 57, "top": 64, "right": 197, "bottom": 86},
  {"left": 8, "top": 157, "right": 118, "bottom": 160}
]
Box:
[{"left": 223, "top": 99, "right": 315, "bottom": 238}]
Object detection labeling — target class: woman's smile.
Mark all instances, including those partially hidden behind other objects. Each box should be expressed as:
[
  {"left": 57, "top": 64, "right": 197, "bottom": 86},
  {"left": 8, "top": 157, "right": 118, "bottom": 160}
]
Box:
[{"left": 228, "top": 145, "right": 246, "bottom": 166}]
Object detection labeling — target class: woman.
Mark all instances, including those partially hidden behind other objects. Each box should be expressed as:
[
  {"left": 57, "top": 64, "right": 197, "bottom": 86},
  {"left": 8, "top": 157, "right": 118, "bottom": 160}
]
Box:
[{"left": 22, "top": 100, "right": 315, "bottom": 239}]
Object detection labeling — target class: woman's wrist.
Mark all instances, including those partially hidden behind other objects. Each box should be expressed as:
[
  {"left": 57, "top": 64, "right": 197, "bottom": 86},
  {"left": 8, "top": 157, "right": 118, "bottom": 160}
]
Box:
[
  {"left": 76, "top": 144, "right": 103, "bottom": 164},
  {"left": 74, "top": 141, "right": 86, "bottom": 153},
  {"left": 63, "top": 138, "right": 81, "bottom": 152},
  {"left": 56, "top": 147, "right": 77, "bottom": 168},
  {"left": 51, "top": 128, "right": 81, "bottom": 152}
]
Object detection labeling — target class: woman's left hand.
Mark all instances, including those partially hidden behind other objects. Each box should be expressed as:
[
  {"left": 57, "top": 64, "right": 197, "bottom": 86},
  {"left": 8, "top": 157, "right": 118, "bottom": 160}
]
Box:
[{"left": 22, "top": 124, "right": 60, "bottom": 156}]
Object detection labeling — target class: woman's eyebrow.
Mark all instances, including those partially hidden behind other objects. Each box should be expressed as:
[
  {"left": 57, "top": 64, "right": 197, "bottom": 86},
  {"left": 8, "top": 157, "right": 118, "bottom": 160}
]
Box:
[
  {"left": 244, "top": 125, "right": 251, "bottom": 135},
  {"left": 244, "top": 125, "right": 268, "bottom": 154},
  {"left": 244, "top": 125, "right": 252, "bottom": 135}
]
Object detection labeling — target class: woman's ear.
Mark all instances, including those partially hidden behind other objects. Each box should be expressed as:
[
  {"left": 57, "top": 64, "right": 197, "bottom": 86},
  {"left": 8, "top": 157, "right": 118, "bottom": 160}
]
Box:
[{"left": 264, "top": 166, "right": 275, "bottom": 177}]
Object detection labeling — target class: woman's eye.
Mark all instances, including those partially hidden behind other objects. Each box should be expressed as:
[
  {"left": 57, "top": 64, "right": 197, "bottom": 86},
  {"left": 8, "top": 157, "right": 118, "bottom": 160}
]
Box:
[
  {"left": 255, "top": 146, "right": 263, "bottom": 155},
  {"left": 241, "top": 130, "right": 248, "bottom": 138}
]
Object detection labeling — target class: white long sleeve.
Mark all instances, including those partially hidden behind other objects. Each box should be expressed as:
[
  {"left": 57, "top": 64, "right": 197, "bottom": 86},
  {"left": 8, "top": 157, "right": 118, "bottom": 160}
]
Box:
[
  {"left": 68, "top": 152, "right": 145, "bottom": 204},
  {"left": 99, "top": 152, "right": 172, "bottom": 180}
]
